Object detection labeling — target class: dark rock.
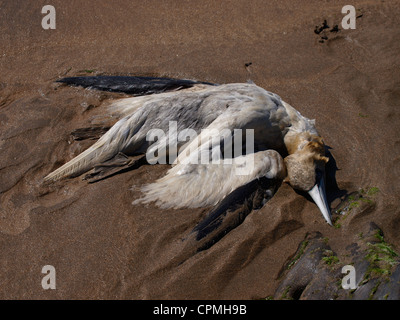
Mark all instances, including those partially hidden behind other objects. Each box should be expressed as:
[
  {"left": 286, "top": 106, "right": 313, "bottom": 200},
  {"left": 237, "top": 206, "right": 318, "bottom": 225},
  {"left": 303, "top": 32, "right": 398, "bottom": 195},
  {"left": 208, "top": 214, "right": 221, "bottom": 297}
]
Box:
[
  {"left": 274, "top": 232, "right": 334, "bottom": 299},
  {"left": 274, "top": 223, "right": 400, "bottom": 300},
  {"left": 330, "top": 25, "right": 339, "bottom": 33},
  {"left": 314, "top": 20, "right": 329, "bottom": 34}
]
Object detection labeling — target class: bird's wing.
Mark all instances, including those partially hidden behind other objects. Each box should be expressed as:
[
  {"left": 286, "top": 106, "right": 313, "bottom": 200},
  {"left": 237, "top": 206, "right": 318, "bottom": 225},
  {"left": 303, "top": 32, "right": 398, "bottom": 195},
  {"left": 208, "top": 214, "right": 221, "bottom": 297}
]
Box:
[
  {"left": 134, "top": 149, "right": 285, "bottom": 209},
  {"left": 56, "top": 76, "right": 216, "bottom": 95},
  {"left": 188, "top": 175, "right": 282, "bottom": 252},
  {"left": 134, "top": 103, "right": 286, "bottom": 208}
]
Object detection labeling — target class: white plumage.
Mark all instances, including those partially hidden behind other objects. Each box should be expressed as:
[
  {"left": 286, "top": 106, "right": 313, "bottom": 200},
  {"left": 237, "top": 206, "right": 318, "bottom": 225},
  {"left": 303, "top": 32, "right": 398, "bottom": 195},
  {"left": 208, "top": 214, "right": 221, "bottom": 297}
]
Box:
[
  {"left": 45, "top": 80, "right": 332, "bottom": 225},
  {"left": 135, "top": 150, "right": 286, "bottom": 209}
]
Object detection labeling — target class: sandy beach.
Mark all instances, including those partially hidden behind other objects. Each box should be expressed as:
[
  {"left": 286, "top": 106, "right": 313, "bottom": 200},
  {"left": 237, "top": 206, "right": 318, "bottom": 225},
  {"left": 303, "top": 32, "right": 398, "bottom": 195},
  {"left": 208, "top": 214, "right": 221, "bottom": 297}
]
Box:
[{"left": 0, "top": 0, "right": 399, "bottom": 299}]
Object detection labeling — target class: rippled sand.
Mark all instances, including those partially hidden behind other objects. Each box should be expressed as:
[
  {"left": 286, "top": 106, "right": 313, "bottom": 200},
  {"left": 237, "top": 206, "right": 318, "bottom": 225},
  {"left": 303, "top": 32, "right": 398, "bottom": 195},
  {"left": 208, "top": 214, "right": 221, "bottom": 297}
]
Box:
[{"left": 0, "top": 0, "right": 399, "bottom": 299}]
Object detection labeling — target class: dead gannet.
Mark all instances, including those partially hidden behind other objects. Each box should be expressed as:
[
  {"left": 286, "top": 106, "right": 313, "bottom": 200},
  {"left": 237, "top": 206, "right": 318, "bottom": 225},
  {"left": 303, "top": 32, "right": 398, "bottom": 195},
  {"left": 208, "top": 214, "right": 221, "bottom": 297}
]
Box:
[{"left": 44, "top": 76, "right": 332, "bottom": 225}]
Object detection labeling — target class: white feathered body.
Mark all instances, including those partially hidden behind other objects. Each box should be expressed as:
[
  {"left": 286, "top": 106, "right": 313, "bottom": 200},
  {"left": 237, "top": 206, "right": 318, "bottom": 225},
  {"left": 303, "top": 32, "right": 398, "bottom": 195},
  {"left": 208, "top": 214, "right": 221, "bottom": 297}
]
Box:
[{"left": 45, "top": 82, "right": 319, "bottom": 209}]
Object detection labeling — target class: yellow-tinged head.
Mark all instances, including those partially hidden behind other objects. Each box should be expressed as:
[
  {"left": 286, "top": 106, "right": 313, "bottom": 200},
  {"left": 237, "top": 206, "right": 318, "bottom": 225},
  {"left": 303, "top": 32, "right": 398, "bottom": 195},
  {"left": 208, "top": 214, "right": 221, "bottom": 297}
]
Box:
[
  {"left": 284, "top": 141, "right": 329, "bottom": 191},
  {"left": 284, "top": 134, "right": 332, "bottom": 225}
]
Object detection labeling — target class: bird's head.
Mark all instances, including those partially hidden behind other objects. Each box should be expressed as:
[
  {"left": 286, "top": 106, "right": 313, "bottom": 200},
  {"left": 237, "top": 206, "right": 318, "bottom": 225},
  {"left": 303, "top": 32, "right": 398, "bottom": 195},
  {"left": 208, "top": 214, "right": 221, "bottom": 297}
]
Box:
[{"left": 284, "top": 137, "right": 332, "bottom": 225}]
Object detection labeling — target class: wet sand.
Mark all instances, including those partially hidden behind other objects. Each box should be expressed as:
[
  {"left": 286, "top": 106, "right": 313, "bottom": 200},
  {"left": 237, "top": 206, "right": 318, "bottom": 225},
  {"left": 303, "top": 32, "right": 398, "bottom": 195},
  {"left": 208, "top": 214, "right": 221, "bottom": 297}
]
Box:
[{"left": 0, "top": 0, "right": 399, "bottom": 299}]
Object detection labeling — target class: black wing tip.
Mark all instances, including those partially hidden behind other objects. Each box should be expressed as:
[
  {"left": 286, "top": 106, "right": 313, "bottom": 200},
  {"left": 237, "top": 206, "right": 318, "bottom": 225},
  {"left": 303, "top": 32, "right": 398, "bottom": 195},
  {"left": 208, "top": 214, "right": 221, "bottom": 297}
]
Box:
[
  {"left": 55, "top": 75, "right": 216, "bottom": 95},
  {"left": 56, "top": 75, "right": 210, "bottom": 82}
]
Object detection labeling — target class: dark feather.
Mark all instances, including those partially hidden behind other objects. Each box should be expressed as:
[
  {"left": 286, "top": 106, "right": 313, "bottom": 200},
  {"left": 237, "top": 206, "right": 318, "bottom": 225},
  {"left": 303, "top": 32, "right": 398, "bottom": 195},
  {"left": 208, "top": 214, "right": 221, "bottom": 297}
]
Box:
[
  {"left": 191, "top": 177, "right": 281, "bottom": 252},
  {"left": 56, "top": 76, "right": 216, "bottom": 95}
]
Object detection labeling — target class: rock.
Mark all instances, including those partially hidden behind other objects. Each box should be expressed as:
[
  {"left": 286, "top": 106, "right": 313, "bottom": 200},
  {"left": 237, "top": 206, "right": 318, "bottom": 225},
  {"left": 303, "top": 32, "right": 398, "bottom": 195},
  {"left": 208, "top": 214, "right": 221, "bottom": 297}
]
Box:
[
  {"left": 274, "top": 223, "right": 400, "bottom": 300},
  {"left": 274, "top": 232, "right": 335, "bottom": 299}
]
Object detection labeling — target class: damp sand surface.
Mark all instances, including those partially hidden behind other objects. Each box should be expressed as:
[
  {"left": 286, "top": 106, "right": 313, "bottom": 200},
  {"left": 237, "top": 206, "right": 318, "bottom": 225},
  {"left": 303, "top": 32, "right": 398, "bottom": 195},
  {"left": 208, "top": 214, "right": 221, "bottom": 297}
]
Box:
[{"left": 0, "top": 0, "right": 399, "bottom": 299}]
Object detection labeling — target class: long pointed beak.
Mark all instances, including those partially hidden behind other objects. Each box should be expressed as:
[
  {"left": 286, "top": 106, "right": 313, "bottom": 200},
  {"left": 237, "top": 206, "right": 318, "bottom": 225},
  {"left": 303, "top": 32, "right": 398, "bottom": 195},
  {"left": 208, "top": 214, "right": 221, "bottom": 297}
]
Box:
[{"left": 308, "top": 171, "right": 332, "bottom": 226}]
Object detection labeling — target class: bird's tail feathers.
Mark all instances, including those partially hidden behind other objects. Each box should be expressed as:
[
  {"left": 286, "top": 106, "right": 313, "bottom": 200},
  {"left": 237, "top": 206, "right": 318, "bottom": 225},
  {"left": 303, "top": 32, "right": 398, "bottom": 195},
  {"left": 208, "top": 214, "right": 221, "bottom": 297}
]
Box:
[{"left": 44, "top": 139, "right": 113, "bottom": 181}]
